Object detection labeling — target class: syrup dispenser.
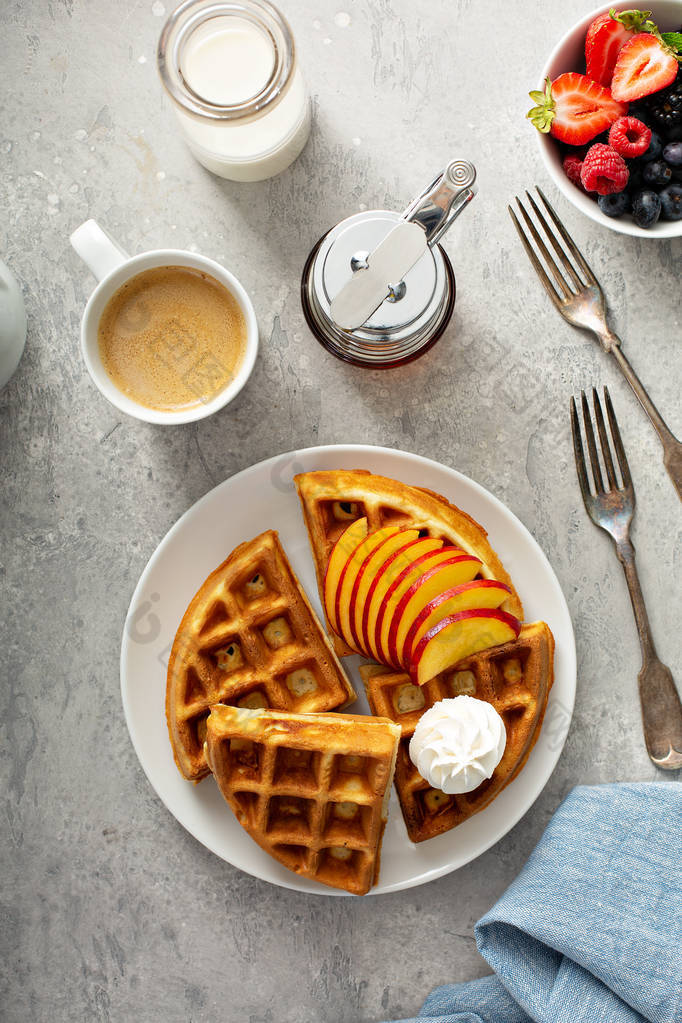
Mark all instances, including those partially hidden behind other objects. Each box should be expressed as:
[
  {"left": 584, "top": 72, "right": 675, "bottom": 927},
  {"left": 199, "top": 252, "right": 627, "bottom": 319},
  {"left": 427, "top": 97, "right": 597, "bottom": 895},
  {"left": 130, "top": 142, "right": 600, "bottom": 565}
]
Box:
[{"left": 301, "top": 160, "right": 476, "bottom": 367}]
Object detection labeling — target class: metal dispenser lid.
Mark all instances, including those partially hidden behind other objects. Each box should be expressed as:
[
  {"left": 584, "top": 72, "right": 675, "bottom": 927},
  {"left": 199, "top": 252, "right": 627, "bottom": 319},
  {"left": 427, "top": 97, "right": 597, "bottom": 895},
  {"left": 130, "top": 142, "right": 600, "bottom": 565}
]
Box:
[{"left": 301, "top": 160, "right": 476, "bottom": 367}]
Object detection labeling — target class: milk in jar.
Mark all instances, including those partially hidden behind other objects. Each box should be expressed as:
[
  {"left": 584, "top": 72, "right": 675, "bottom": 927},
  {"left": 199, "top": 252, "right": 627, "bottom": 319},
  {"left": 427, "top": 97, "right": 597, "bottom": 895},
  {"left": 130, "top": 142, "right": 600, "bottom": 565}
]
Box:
[{"left": 158, "top": 0, "right": 311, "bottom": 182}]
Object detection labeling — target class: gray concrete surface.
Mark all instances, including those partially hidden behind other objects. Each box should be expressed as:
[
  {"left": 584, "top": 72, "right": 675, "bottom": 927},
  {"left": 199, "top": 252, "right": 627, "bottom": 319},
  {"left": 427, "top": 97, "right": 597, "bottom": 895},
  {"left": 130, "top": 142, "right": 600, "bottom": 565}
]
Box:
[{"left": 2, "top": 0, "right": 681, "bottom": 1020}]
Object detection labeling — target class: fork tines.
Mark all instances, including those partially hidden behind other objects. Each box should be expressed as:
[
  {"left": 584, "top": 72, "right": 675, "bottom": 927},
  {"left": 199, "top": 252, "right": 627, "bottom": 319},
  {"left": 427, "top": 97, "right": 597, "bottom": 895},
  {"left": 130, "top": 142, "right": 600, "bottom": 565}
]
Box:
[
  {"left": 509, "top": 187, "right": 596, "bottom": 305},
  {"left": 571, "top": 387, "right": 633, "bottom": 500}
]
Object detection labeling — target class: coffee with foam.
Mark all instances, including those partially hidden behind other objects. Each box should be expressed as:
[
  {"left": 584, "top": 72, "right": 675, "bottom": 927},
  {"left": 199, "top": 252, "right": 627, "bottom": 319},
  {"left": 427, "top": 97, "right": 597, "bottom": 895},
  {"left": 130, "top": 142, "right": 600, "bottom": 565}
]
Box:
[{"left": 97, "top": 265, "right": 247, "bottom": 412}]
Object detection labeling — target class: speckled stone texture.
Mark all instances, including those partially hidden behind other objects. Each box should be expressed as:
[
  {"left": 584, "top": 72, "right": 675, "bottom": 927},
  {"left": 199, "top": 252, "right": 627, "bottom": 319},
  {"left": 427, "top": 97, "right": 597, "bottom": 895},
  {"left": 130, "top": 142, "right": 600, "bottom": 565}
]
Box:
[{"left": 1, "top": 0, "right": 681, "bottom": 1020}]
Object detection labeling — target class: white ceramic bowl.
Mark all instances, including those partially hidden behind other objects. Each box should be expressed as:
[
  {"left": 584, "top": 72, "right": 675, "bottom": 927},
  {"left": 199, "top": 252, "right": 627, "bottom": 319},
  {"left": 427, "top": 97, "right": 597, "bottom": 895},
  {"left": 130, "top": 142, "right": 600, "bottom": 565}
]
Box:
[{"left": 536, "top": 1, "right": 682, "bottom": 238}]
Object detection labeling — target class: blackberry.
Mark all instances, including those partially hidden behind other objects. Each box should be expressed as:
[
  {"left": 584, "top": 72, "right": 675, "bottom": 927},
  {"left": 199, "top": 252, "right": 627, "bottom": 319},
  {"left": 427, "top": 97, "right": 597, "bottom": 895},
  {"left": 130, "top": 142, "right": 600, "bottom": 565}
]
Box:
[
  {"left": 659, "top": 184, "right": 682, "bottom": 221},
  {"left": 647, "top": 75, "right": 682, "bottom": 131},
  {"left": 643, "top": 160, "right": 673, "bottom": 187},
  {"left": 632, "top": 190, "right": 662, "bottom": 229},
  {"left": 598, "top": 192, "right": 631, "bottom": 218}
]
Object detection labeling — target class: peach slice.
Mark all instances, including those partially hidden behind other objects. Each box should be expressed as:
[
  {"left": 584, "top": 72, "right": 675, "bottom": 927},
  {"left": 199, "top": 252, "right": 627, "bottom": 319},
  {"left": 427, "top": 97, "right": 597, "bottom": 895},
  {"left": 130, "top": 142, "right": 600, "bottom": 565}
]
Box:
[
  {"left": 409, "top": 608, "right": 521, "bottom": 687},
  {"left": 398, "top": 579, "right": 511, "bottom": 670},
  {"left": 334, "top": 526, "right": 404, "bottom": 651},
  {"left": 348, "top": 528, "right": 420, "bottom": 651},
  {"left": 376, "top": 552, "right": 481, "bottom": 669},
  {"left": 323, "top": 517, "right": 368, "bottom": 633},
  {"left": 360, "top": 537, "right": 444, "bottom": 662}
]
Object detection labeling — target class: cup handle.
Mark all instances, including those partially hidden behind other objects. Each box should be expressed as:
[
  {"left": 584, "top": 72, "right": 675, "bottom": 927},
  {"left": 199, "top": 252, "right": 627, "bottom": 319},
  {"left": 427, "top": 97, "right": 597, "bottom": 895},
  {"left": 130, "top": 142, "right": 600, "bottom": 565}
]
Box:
[{"left": 70, "top": 219, "right": 129, "bottom": 282}]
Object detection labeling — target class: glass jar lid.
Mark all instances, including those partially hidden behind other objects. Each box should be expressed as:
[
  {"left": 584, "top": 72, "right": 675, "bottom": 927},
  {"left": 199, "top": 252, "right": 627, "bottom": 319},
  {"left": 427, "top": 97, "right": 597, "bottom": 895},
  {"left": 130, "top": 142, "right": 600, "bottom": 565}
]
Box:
[
  {"left": 318, "top": 212, "right": 443, "bottom": 336},
  {"left": 158, "top": 0, "right": 296, "bottom": 122}
]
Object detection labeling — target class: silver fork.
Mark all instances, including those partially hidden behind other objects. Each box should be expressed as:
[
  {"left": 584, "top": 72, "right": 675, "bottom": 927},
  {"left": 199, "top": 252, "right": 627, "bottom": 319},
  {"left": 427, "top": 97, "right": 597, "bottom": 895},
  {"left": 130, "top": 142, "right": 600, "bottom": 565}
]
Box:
[
  {"left": 510, "top": 187, "right": 682, "bottom": 500},
  {"left": 571, "top": 386, "right": 682, "bottom": 770}
]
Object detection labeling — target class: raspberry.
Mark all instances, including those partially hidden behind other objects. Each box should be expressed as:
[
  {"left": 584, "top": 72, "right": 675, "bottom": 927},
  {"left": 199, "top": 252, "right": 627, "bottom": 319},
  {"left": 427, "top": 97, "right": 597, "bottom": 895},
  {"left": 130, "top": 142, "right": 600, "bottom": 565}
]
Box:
[
  {"left": 608, "top": 116, "right": 652, "bottom": 157},
  {"left": 580, "top": 143, "right": 629, "bottom": 195},
  {"left": 563, "top": 153, "right": 584, "bottom": 188}
]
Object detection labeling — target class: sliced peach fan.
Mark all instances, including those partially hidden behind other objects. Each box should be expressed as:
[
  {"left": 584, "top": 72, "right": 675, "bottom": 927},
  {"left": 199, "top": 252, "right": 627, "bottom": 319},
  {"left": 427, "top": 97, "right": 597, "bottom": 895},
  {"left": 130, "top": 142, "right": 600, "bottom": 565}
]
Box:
[
  {"left": 379, "top": 553, "right": 484, "bottom": 670},
  {"left": 360, "top": 536, "right": 444, "bottom": 661},
  {"left": 323, "top": 516, "right": 368, "bottom": 632},
  {"left": 409, "top": 608, "right": 521, "bottom": 687},
  {"left": 400, "top": 579, "right": 512, "bottom": 670},
  {"left": 333, "top": 525, "right": 404, "bottom": 653},
  {"left": 347, "top": 528, "right": 420, "bottom": 652}
]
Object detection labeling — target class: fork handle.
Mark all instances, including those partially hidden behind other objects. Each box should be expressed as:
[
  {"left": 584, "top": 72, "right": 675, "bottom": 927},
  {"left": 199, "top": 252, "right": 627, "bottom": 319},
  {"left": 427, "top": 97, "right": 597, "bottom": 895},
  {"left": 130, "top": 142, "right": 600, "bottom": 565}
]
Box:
[
  {"left": 608, "top": 344, "right": 682, "bottom": 500},
  {"left": 616, "top": 540, "right": 682, "bottom": 770}
]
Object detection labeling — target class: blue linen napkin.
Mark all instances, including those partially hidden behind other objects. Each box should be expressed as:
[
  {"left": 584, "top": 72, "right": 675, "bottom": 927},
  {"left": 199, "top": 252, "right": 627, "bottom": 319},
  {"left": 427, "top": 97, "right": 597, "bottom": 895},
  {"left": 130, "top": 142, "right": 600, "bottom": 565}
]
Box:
[{"left": 383, "top": 782, "right": 682, "bottom": 1023}]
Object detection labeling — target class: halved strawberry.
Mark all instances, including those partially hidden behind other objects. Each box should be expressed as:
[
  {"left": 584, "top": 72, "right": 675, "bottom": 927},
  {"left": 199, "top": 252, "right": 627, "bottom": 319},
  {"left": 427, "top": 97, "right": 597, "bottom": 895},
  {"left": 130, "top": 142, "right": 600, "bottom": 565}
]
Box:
[
  {"left": 586, "top": 12, "right": 636, "bottom": 86},
  {"left": 611, "top": 33, "right": 679, "bottom": 101},
  {"left": 527, "top": 74, "right": 628, "bottom": 146}
]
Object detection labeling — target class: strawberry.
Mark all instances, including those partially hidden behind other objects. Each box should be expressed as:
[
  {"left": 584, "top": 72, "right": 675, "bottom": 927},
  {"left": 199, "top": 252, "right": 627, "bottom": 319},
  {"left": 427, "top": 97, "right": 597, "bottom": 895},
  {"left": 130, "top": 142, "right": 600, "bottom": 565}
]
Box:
[
  {"left": 527, "top": 74, "right": 628, "bottom": 146},
  {"left": 611, "top": 33, "right": 679, "bottom": 101},
  {"left": 585, "top": 12, "right": 636, "bottom": 86}
]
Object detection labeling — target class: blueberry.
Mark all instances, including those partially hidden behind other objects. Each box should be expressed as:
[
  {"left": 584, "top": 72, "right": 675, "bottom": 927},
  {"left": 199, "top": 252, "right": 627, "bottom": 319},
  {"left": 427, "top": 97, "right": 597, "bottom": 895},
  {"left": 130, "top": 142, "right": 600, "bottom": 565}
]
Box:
[
  {"left": 632, "top": 190, "right": 662, "bottom": 228},
  {"left": 642, "top": 160, "right": 672, "bottom": 187},
  {"left": 626, "top": 162, "right": 645, "bottom": 192},
  {"left": 659, "top": 184, "right": 682, "bottom": 221},
  {"left": 598, "top": 192, "right": 631, "bottom": 218},
  {"left": 663, "top": 141, "right": 682, "bottom": 166},
  {"left": 640, "top": 132, "right": 663, "bottom": 161}
]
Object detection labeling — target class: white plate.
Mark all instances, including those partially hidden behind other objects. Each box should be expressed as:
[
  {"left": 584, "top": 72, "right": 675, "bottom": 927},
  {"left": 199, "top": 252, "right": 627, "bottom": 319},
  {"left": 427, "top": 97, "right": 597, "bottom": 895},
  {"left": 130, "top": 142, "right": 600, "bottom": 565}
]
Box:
[{"left": 121, "top": 445, "right": 576, "bottom": 896}]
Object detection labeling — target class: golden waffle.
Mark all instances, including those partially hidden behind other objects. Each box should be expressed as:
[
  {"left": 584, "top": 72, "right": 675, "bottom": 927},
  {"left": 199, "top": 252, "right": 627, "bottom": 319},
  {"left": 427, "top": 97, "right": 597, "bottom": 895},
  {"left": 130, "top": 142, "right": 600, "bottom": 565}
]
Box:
[
  {"left": 205, "top": 705, "right": 401, "bottom": 895},
  {"left": 359, "top": 621, "right": 554, "bottom": 843},
  {"left": 294, "top": 469, "right": 523, "bottom": 657},
  {"left": 166, "top": 530, "right": 356, "bottom": 782}
]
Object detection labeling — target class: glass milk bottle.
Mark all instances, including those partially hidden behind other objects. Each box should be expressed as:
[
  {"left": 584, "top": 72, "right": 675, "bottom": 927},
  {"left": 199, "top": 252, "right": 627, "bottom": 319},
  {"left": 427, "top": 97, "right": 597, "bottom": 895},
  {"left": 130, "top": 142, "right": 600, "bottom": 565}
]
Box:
[{"left": 158, "top": 0, "right": 311, "bottom": 182}]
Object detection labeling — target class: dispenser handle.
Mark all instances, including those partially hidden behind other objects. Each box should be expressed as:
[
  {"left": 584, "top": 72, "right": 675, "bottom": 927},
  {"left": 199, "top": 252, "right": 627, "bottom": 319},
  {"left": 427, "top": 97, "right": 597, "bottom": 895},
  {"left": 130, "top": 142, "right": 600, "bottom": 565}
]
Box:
[
  {"left": 401, "top": 160, "right": 476, "bottom": 247},
  {"left": 329, "top": 160, "right": 476, "bottom": 332}
]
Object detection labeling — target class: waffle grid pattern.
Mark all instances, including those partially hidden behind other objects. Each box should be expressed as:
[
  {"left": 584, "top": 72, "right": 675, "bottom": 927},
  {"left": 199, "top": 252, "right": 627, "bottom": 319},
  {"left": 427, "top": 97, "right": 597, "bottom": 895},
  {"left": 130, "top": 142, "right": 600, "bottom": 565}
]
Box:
[
  {"left": 360, "top": 622, "right": 554, "bottom": 842},
  {"left": 206, "top": 707, "right": 401, "bottom": 895},
  {"left": 166, "top": 530, "right": 355, "bottom": 781}
]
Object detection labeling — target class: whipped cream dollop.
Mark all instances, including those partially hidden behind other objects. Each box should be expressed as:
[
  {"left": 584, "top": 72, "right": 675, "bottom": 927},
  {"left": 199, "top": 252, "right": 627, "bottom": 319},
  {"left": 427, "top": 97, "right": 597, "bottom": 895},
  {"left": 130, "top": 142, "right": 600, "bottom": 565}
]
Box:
[{"left": 409, "top": 696, "right": 506, "bottom": 794}]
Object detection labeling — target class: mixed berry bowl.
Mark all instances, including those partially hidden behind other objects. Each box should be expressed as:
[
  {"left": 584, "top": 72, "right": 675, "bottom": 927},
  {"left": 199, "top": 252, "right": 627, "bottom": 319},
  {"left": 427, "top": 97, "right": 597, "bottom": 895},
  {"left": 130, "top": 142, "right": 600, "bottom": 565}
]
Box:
[{"left": 534, "top": 1, "right": 682, "bottom": 238}]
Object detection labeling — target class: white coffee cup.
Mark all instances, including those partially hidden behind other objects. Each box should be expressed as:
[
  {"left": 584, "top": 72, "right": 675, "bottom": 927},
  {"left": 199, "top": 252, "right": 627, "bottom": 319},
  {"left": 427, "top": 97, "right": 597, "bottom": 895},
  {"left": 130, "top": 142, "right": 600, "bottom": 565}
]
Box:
[{"left": 70, "top": 219, "right": 258, "bottom": 424}]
